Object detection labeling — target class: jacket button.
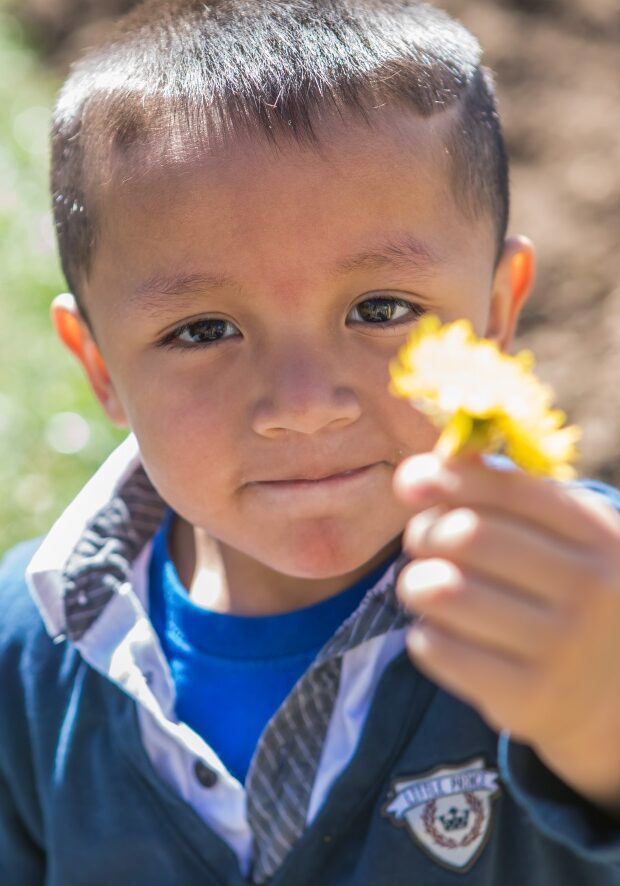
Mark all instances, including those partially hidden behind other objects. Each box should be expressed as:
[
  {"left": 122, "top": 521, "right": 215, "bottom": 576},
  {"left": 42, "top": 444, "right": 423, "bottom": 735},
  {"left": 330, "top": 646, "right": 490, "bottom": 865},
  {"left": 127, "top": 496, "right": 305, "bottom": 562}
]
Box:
[{"left": 194, "top": 759, "right": 218, "bottom": 788}]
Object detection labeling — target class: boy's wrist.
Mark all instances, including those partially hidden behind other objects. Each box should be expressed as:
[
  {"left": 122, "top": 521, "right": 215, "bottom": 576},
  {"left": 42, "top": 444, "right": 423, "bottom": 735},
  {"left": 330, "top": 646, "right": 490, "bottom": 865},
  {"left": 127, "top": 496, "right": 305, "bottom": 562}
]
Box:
[{"left": 534, "top": 727, "right": 620, "bottom": 816}]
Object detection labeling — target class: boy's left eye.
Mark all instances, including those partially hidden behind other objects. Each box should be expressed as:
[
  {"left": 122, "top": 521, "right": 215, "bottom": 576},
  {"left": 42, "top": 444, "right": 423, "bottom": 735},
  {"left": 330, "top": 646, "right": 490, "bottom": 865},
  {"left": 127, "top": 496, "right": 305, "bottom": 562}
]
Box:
[{"left": 347, "top": 296, "right": 424, "bottom": 325}]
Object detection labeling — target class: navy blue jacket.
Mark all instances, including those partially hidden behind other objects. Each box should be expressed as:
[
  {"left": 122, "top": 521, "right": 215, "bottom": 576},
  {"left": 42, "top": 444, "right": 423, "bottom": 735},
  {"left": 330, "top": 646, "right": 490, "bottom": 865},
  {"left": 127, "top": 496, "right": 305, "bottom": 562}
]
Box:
[{"left": 3, "top": 506, "right": 620, "bottom": 885}]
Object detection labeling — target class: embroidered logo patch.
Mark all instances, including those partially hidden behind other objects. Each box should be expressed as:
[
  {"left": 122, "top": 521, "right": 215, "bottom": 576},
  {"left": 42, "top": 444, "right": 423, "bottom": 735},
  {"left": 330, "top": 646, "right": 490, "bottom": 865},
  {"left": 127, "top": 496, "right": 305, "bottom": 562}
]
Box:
[{"left": 381, "top": 756, "right": 500, "bottom": 873}]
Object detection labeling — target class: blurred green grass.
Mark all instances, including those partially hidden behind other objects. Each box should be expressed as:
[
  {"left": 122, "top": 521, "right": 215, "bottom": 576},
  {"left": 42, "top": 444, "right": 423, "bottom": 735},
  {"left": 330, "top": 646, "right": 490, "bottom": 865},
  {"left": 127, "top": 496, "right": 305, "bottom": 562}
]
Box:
[{"left": 0, "top": 10, "right": 125, "bottom": 558}]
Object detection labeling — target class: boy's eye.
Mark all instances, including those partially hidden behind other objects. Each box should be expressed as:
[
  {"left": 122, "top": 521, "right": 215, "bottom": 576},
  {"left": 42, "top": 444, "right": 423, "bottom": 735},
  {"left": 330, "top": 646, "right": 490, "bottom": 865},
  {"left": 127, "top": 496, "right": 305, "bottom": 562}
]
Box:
[
  {"left": 348, "top": 296, "right": 424, "bottom": 325},
  {"left": 162, "top": 317, "right": 240, "bottom": 348}
]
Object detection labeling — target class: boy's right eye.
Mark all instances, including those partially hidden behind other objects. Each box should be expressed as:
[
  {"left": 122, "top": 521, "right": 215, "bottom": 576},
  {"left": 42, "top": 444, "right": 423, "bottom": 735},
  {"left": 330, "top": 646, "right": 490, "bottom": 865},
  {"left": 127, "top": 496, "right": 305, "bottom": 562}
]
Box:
[{"left": 159, "top": 317, "right": 240, "bottom": 349}]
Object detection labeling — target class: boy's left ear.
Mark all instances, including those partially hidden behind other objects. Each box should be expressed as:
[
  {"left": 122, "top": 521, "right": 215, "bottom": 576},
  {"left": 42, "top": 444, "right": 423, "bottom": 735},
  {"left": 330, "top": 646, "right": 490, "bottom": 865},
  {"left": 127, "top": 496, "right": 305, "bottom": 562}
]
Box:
[{"left": 486, "top": 235, "right": 536, "bottom": 350}]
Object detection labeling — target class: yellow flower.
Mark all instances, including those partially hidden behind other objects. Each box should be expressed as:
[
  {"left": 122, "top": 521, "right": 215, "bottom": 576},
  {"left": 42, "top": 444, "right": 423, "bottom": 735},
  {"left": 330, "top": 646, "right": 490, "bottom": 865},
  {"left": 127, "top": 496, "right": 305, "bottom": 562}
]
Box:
[{"left": 389, "top": 315, "right": 580, "bottom": 479}]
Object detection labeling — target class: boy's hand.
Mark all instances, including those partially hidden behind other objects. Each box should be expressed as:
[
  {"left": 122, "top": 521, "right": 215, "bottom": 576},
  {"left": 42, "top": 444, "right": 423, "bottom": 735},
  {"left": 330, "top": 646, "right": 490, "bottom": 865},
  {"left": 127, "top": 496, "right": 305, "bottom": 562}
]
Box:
[{"left": 394, "top": 454, "right": 620, "bottom": 813}]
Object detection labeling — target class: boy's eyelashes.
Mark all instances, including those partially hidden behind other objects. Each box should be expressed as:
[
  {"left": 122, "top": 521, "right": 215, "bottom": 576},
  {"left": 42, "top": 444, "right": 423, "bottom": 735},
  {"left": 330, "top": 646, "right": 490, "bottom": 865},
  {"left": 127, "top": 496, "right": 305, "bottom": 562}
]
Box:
[
  {"left": 347, "top": 296, "right": 426, "bottom": 327},
  {"left": 156, "top": 295, "right": 427, "bottom": 350},
  {"left": 159, "top": 316, "right": 239, "bottom": 349}
]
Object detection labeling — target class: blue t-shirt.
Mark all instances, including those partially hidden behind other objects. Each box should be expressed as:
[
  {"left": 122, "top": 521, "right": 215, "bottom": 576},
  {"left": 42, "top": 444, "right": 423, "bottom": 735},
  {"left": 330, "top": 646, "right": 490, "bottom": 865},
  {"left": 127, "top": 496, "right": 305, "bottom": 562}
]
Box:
[{"left": 148, "top": 515, "right": 396, "bottom": 783}]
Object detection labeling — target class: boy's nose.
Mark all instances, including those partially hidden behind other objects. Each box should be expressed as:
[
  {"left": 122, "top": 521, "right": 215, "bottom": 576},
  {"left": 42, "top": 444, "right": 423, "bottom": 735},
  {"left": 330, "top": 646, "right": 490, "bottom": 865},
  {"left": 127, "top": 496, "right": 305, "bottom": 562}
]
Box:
[{"left": 251, "top": 353, "right": 362, "bottom": 438}]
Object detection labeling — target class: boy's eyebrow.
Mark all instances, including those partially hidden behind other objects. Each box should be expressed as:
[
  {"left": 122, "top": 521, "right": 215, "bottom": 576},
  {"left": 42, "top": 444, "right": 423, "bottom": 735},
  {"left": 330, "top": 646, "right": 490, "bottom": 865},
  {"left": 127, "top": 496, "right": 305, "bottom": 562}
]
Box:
[
  {"left": 334, "top": 234, "right": 439, "bottom": 276},
  {"left": 130, "top": 233, "right": 438, "bottom": 306},
  {"left": 128, "top": 272, "right": 241, "bottom": 315},
  {"left": 131, "top": 271, "right": 234, "bottom": 302}
]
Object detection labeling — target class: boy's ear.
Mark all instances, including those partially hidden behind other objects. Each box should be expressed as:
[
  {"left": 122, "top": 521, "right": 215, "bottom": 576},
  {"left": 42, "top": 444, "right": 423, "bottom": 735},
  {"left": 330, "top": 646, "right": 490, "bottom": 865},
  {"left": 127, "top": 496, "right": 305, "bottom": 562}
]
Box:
[
  {"left": 51, "top": 293, "right": 129, "bottom": 427},
  {"left": 485, "top": 235, "right": 536, "bottom": 351}
]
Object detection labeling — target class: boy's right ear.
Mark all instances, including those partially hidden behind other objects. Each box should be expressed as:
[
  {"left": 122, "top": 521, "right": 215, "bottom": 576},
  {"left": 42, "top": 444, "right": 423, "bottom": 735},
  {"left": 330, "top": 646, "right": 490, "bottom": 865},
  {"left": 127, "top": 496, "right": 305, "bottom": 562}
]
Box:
[{"left": 50, "top": 294, "right": 129, "bottom": 427}]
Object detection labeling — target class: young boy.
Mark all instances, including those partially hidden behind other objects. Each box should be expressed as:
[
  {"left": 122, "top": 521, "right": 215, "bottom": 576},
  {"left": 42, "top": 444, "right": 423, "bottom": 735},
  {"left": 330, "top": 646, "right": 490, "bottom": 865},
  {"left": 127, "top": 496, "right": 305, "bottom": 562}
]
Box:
[{"left": 2, "top": 0, "right": 620, "bottom": 883}]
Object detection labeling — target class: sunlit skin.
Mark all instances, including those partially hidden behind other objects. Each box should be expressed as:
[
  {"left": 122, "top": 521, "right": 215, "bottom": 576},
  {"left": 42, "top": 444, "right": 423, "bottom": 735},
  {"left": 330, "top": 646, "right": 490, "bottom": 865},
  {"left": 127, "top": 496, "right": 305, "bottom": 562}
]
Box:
[
  {"left": 53, "top": 104, "right": 530, "bottom": 614},
  {"left": 54, "top": 105, "right": 620, "bottom": 812}
]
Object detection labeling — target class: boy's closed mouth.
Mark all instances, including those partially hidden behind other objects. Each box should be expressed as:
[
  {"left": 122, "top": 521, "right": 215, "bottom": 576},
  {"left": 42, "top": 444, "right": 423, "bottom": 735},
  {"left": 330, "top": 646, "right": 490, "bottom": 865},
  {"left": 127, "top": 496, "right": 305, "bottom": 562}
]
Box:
[{"left": 249, "top": 462, "right": 385, "bottom": 489}]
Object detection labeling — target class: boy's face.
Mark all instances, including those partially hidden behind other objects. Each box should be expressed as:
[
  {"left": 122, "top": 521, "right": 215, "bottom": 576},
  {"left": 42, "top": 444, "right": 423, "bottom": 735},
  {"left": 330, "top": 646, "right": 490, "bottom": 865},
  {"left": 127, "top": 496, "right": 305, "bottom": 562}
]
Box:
[{"left": 58, "top": 105, "right": 532, "bottom": 593}]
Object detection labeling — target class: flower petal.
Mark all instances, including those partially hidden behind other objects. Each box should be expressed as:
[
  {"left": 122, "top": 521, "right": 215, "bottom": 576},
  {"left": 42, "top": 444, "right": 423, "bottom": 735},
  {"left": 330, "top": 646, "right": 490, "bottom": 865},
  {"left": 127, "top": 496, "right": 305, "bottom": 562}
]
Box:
[{"left": 389, "top": 316, "right": 580, "bottom": 478}]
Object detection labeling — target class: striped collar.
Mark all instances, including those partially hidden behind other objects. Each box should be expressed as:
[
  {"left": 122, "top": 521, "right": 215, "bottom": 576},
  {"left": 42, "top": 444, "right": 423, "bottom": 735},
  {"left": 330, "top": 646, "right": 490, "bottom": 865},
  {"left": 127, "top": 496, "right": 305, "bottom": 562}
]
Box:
[{"left": 26, "top": 435, "right": 410, "bottom": 882}]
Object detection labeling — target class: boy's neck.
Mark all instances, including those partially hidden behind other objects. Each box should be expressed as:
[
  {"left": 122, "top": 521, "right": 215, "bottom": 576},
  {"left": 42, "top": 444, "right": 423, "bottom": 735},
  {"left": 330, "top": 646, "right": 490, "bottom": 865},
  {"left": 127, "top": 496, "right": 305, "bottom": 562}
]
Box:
[{"left": 168, "top": 515, "right": 400, "bottom": 616}]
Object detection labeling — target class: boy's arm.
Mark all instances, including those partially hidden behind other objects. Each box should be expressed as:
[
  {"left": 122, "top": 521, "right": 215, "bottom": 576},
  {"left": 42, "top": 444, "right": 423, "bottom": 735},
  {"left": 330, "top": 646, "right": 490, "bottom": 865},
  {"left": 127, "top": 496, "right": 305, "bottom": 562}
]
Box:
[
  {"left": 498, "top": 732, "right": 620, "bottom": 864},
  {"left": 0, "top": 769, "right": 45, "bottom": 885},
  {"left": 393, "top": 457, "right": 620, "bottom": 814},
  {"left": 0, "top": 541, "right": 47, "bottom": 884}
]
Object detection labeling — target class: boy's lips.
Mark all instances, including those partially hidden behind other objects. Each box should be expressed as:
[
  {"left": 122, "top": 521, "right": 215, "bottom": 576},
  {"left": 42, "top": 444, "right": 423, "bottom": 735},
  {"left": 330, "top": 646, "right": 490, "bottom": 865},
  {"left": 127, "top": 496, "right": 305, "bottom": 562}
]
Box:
[
  {"left": 247, "top": 461, "right": 386, "bottom": 492},
  {"left": 256, "top": 460, "right": 383, "bottom": 482}
]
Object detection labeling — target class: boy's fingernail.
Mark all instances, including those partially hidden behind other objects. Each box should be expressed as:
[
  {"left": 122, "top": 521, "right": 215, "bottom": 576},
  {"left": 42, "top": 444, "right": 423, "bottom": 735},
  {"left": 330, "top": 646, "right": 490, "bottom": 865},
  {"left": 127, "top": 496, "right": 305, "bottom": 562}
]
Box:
[{"left": 397, "top": 453, "right": 443, "bottom": 487}]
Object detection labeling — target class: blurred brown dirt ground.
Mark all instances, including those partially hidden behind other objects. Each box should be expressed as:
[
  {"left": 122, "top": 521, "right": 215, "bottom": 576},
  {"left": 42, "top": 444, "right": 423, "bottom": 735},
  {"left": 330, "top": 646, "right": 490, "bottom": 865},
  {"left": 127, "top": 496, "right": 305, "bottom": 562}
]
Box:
[{"left": 15, "top": 0, "right": 620, "bottom": 484}]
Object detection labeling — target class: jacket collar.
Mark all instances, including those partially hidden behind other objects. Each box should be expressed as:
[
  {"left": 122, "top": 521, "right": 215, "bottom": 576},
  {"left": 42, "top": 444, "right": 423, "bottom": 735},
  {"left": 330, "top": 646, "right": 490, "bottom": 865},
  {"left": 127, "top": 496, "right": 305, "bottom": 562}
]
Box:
[{"left": 26, "top": 434, "right": 165, "bottom": 641}]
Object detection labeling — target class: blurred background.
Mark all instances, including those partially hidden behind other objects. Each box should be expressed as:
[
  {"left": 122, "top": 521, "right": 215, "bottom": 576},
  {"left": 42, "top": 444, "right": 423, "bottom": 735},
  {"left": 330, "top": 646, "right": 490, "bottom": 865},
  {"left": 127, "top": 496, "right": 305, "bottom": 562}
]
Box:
[{"left": 0, "top": 0, "right": 619, "bottom": 556}]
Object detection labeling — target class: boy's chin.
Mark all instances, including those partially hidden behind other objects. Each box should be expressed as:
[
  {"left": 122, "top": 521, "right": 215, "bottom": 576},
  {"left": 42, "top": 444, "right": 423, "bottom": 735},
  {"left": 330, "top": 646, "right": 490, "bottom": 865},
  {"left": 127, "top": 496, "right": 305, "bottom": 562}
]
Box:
[{"left": 265, "top": 527, "right": 402, "bottom": 582}]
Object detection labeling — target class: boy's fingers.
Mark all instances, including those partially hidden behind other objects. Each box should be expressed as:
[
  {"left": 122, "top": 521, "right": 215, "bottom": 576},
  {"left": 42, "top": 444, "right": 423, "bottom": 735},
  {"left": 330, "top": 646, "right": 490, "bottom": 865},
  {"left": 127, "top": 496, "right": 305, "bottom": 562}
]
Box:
[
  {"left": 394, "top": 454, "right": 620, "bottom": 547},
  {"left": 403, "top": 505, "right": 597, "bottom": 606},
  {"left": 406, "top": 620, "right": 529, "bottom": 728},
  {"left": 398, "top": 559, "right": 558, "bottom": 661}
]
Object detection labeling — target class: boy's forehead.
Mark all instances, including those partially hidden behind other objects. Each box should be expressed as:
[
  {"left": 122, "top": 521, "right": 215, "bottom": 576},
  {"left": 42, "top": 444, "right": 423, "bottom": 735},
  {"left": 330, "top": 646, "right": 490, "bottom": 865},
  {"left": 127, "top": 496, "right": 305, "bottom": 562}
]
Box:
[
  {"left": 88, "top": 104, "right": 495, "bottom": 303},
  {"left": 100, "top": 102, "right": 454, "bottom": 202}
]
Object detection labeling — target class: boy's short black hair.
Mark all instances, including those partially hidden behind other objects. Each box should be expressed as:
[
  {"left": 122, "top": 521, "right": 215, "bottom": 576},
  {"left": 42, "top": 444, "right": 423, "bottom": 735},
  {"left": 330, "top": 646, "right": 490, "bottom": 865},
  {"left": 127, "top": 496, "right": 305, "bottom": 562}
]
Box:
[{"left": 51, "top": 0, "right": 509, "bottom": 314}]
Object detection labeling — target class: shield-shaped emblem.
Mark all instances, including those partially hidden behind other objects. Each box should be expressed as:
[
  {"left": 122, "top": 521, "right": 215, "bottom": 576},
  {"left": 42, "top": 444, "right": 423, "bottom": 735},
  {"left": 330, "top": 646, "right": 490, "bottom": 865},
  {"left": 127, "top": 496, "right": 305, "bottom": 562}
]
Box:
[{"left": 381, "top": 756, "right": 500, "bottom": 873}]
